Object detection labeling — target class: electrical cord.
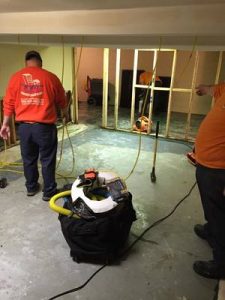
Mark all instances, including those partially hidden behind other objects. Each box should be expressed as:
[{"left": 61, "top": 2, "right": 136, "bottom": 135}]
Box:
[
  {"left": 177, "top": 36, "right": 198, "bottom": 80},
  {"left": 124, "top": 36, "right": 196, "bottom": 181},
  {"left": 124, "top": 130, "right": 194, "bottom": 182},
  {"left": 140, "top": 37, "right": 162, "bottom": 118},
  {"left": 124, "top": 181, "right": 197, "bottom": 252},
  {"left": 124, "top": 132, "right": 142, "bottom": 181},
  {"left": 48, "top": 264, "right": 107, "bottom": 300},
  {"left": 124, "top": 38, "right": 162, "bottom": 181},
  {"left": 47, "top": 181, "right": 197, "bottom": 300},
  {"left": 55, "top": 38, "right": 84, "bottom": 179}
]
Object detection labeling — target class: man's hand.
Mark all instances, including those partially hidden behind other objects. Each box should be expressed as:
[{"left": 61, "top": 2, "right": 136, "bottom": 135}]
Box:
[
  {"left": 196, "top": 85, "right": 213, "bottom": 96},
  {"left": 0, "top": 124, "right": 10, "bottom": 140}
]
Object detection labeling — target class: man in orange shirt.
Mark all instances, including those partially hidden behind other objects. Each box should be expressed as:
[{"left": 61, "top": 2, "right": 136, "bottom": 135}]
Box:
[
  {"left": 0, "top": 51, "right": 68, "bottom": 201},
  {"left": 193, "top": 83, "right": 225, "bottom": 279}
]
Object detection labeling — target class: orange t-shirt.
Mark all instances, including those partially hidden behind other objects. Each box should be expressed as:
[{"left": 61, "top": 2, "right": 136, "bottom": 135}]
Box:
[
  {"left": 195, "top": 83, "right": 225, "bottom": 168},
  {"left": 139, "top": 71, "right": 161, "bottom": 85},
  {"left": 3, "top": 66, "right": 67, "bottom": 124}
]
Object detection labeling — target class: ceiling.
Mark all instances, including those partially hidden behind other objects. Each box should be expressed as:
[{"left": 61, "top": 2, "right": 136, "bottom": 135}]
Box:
[
  {"left": 1, "top": 0, "right": 225, "bottom": 12},
  {"left": 0, "top": 0, "right": 225, "bottom": 49}
]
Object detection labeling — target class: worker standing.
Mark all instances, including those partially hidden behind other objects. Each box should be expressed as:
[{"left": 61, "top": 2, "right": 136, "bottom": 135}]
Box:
[
  {"left": 193, "top": 83, "right": 225, "bottom": 279},
  {"left": 0, "top": 50, "right": 69, "bottom": 201}
]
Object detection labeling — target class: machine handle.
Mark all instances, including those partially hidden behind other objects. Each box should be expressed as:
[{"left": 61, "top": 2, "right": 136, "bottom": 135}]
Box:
[
  {"left": 155, "top": 120, "right": 160, "bottom": 139},
  {"left": 49, "top": 190, "right": 80, "bottom": 218}
]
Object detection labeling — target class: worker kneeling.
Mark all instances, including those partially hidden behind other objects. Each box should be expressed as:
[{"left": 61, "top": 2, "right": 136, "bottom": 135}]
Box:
[{"left": 50, "top": 169, "right": 136, "bottom": 263}]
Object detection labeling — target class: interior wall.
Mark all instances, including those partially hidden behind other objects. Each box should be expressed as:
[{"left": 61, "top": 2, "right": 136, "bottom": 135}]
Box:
[
  {"left": 0, "top": 44, "right": 73, "bottom": 98},
  {"left": 41, "top": 47, "right": 73, "bottom": 92},
  {"left": 219, "top": 55, "right": 225, "bottom": 83},
  {"left": 77, "top": 47, "right": 103, "bottom": 101},
  {"left": 172, "top": 51, "right": 219, "bottom": 114},
  {"left": 0, "top": 45, "right": 32, "bottom": 97},
  {"left": 77, "top": 47, "right": 222, "bottom": 115},
  {"left": 0, "top": 45, "right": 223, "bottom": 116}
]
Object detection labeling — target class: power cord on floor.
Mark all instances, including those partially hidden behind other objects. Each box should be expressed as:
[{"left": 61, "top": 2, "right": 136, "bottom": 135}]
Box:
[{"left": 47, "top": 181, "right": 197, "bottom": 300}]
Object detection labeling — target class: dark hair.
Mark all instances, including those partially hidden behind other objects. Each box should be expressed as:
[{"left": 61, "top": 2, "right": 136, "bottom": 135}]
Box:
[{"left": 25, "top": 50, "right": 42, "bottom": 62}]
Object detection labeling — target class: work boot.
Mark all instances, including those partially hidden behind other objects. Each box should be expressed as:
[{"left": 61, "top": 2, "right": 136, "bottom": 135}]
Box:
[
  {"left": 27, "top": 183, "right": 41, "bottom": 196},
  {"left": 194, "top": 224, "right": 214, "bottom": 248},
  {"left": 194, "top": 224, "right": 209, "bottom": 240},
  {"left": 193, "top": 260, "right": 225, "bottom": 279},
  {"left": 42, "top": 189, "right": 60, "bottom": 202}
]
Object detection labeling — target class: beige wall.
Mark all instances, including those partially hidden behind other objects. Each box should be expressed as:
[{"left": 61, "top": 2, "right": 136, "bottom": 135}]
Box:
[
  {"left": 41, "top": 47, "right": 73, "bottom": 91},
  {"left": 172, "top": 51, "right": 219, "bottom": 114},
  {"left": 77, "top": 47, "right": 103, "bottom": 101}
]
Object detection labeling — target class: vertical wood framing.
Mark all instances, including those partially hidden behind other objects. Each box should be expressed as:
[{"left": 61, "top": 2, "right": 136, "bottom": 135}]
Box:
[
  {"left": 211, "top": 51, "right": 223, "bottom": 108},
  {"left": 147, "top": 49, "right": 158, "bottom": 134},
  {"left": 114, "top": 49, "right": 121, "bottom": 129},
  {"left": 102, "top": 48, "right": 109, "bottom": 128},
  {"left": 165, "top": 50, "right": 177, "bottom": 137},
  {"left": 72, "top": 47, "right": 78, "bottom": 123},
  {"left": 185, "top": 51, "right": 199, "bottom": 139},
  {"left": 130, "top": 49, "right": 138, "bottom": 129}
]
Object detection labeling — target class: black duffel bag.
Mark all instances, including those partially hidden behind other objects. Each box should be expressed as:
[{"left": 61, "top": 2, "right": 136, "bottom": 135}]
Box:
[{"left": 58, "top": 192, "right": 136, "bottom": 264}]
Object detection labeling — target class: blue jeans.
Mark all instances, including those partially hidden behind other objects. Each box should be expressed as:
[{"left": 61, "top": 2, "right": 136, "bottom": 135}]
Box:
[{"left": 18, "top": 123, "right": 57, "bottom": 196}]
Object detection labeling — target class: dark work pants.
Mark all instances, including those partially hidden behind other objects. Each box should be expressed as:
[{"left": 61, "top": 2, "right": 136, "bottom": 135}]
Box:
[
  {"left": 196, "top": 164, "right": 225, "bottom": 265},
  {"left": 18, "top": 123, "right": 57, "bottom": 196}
]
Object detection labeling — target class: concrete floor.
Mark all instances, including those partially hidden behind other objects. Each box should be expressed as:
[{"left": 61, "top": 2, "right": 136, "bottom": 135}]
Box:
[{"left": 0, "top": 122, "right": 221, "bottom": 300}]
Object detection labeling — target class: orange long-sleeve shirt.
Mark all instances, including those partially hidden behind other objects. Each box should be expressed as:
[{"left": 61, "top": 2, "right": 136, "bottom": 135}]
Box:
[
  {"left": 195, "top": 83, "right": 225, "bottom": 169},
  {"left": 4, "top": 66, "right": 67, "bottom": 124}
]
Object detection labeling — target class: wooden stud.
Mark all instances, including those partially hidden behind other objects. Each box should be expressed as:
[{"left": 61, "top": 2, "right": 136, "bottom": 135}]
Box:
[
  {"left": 130, "top": 49, "right": 138, "bottom": 130},
  {"left": 102, "top": 48, "right": 109, "bottom": 128},
  {"left": 72, "top": 47, "right": 79, "bottom": 124},
  {"left": 114, "top": 49, "right": 121, "bottom": 129},
  {"left": 185, "top": 51, "right": 199, "bottom": 140},
  {"left": 147, "top": 49, "right": 158, "bottom": 134},
  {"left": 165, "top": 50, "right": 177, "bottom": 137}
]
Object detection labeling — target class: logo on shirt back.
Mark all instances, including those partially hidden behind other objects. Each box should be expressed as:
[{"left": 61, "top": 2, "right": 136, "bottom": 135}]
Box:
[{"left": 21, "top": 73, "right": 44, "bottom": 105}]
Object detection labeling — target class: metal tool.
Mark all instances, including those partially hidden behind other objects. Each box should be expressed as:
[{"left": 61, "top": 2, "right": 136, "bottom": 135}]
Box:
[{"left": 150, "top": 121, "right": 160, "bottom": 183}]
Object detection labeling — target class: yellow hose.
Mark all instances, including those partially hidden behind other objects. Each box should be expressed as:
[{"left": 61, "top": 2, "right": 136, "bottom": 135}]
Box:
[{"left": 49, "top": 190, "right": 80, "bottom": 219}]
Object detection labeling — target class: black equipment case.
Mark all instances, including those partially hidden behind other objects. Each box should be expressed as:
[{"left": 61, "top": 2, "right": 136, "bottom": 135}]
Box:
[{"left": 58, "top": 193, "right": 136, "bottom": 263}]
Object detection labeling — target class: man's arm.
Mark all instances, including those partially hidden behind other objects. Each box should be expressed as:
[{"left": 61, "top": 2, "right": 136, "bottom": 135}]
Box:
[
  {"left": 196, "top": 84, "right": 214, "bottom": 96},
  {"left": 0, "top": 116, "right": 11, "bottom": 140}
]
